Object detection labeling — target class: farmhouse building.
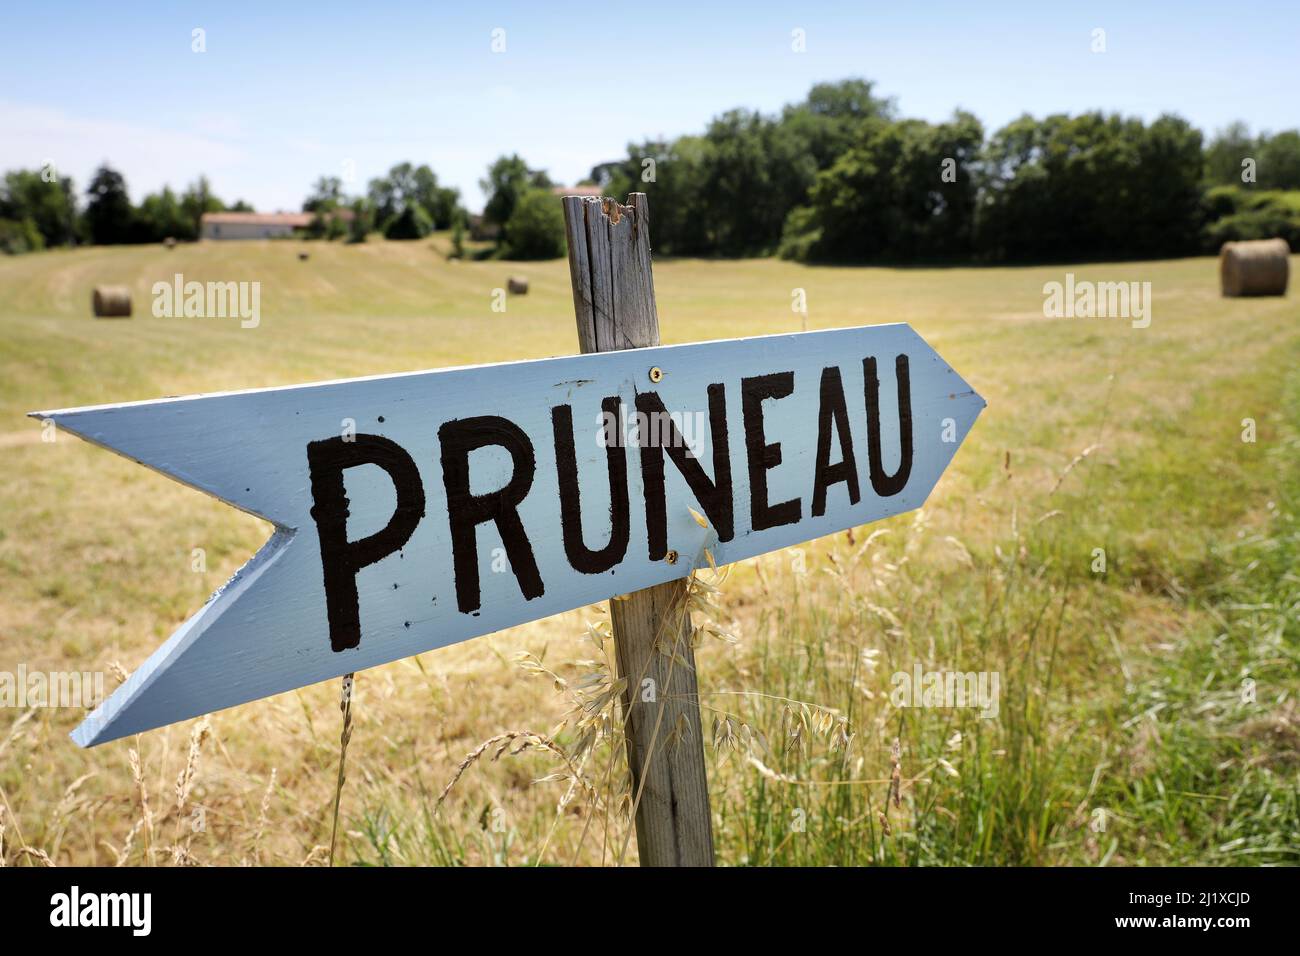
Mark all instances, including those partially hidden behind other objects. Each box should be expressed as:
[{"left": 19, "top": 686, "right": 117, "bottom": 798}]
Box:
[
  {"left": 200, "top": 212, "right": 312, "bottom": 240},
  {"left": 200, "top": 210, "right": 353, "bottom": 240}
]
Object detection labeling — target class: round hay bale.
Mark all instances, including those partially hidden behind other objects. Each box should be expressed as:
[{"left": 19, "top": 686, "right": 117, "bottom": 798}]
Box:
[
  {"left": 164, "top": 236, "right": 177, "bottom": 249},
  {"left": 92, "top": 286, "right": 132, "bottom": 318},
  {"left": 298, "top": 251, "right": 310, "bottom": 261},
  {"left": 507, "top": 275, "right": 529, "bottom": 295},
  {"left": 1220, "top": 238, "right": 1289, "bottom": 297}
]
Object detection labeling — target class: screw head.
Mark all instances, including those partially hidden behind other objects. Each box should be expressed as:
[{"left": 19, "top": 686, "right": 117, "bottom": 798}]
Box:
[
  {"left": 665, "top": 549, "right": 678, "bottom": 565},
  {"left": 648, "top": 366, "right": 664, "bottom": 383}
]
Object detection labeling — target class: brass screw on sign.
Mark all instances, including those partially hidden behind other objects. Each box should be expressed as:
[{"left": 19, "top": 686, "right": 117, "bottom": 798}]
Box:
[
  {"left": 665, "top": 550, "right": 678, "bottom": 565},
  {"left": 648, "top": 366, "right": 664, "bottom": 383}
]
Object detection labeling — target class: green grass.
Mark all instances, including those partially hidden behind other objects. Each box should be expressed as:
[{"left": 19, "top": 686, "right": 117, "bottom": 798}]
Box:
[
  {"left": 0, "top": 235, "right": 1296, "bottom": 866},
  {"left": 705, "top": 379, "right": 1300, "bottom": 865}
]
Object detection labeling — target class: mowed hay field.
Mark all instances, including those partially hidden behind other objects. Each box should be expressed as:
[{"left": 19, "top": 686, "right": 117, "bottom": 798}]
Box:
[{"left": 0, "top": 236, "right": 1297, "bottom": 866}]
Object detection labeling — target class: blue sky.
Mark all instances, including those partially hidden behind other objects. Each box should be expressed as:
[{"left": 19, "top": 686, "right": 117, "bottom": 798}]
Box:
[{"left": 2, "top": 1, "right": 1296, "bottom": 213}]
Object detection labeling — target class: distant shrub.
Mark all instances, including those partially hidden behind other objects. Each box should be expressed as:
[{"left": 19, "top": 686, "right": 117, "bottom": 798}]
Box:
[
  {"left": 450, "top": 212, "right": 466, "bottom": 259},
  {"left": 0, "top": 217, "right": 44, "bottom": 255},
  {"left": 304, "top": 212, "right": 328, "bottom": 239},
  {"left": 347, "top": 200, "right": 373, "bottom": 244},
  {"left": 1202, "top": 186, "right": 1300, "bottom": 250},
  {"left": 503, "top": 189, "right": 565, "bottom": 260},
  {"left": 777, "top": 206, "right": 823, "bottom": 262},
  {"left": 384, "top": 204, "right": 433, "bottom": 241},
  {"left": 325, "top": 212, "right": 348, "bottom": 241}
]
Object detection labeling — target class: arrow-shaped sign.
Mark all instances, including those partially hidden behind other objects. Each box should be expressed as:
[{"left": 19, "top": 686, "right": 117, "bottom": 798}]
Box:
[{"left": 34, "top": 324, "right": 983, "bottom": 746}]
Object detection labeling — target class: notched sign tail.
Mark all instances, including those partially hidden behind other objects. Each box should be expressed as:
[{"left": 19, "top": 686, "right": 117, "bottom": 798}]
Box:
[
  {"left": 29, "top": 397, "right": 308, "bottom": 747},
  {"left": 69, "top": 528, "right": 297, "bottom": 747}
]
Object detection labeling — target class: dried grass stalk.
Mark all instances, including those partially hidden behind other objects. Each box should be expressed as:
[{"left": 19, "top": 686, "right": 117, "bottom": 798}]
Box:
[
  {"left": 252, "top": 768, "right": 277, "bottom": 863},
  {"left": 329, "top": 673, "right": 355, "bottom": 867},
  {"left": 128, "top": 744, "right": 154, "bottom": 862},
  {"left": 175, "top": 719, "right": 211, "bottom": 812}
]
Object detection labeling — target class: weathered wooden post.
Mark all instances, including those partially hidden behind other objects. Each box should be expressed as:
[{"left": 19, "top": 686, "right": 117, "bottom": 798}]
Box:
[{"left": 562, "top": 193, "right": 715, "bottom": 866}]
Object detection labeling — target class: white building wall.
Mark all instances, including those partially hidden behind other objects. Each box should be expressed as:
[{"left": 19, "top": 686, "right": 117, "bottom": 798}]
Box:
[{"left": 201, "top": 222, "right": 297, "bottom": 240}]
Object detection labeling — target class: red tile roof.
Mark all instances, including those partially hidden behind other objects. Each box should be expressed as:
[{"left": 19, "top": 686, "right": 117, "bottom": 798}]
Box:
[
  {"left": 551, "top": 185, "right": 603, "bottom": 197},
  {"left": 201, "top": 212, "right": 315, "bottom": 227}
]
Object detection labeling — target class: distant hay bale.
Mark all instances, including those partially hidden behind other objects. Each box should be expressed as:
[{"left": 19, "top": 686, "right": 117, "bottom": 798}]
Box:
[
  {"left": 164, "top": 236, "right": 177, "bottom": 249},
  {"left": 1220, "top": 238, "right": 1289, "bottom": 297},
  {"left": 92, "top": 286, "right": 132, "bottom": 318},
  {"left": 298, "top": 251, "right": 310, "bottom": 261},
  {"left": 507, "top": 275, "right": 529, "bottom": 295}
]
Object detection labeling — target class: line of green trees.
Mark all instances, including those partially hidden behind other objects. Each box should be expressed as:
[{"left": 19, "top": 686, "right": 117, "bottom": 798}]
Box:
[
  {"left": 0, "top": 164, "right": 253, "bottom": 254},
  {"left": 296, "top": 154, "right": 566, "bottom": 259},
  {"left": 0, "top": 153, "right": 567, "bottom": 260},
  {"left": 590, "top": 79, "right": 1300, "bottom": 263},
  {"left": 4, "top": 78, "right": 1298, "bottom": 261},
  {"left": 301, "top": 163, "right": 460, "bottom": 243}
]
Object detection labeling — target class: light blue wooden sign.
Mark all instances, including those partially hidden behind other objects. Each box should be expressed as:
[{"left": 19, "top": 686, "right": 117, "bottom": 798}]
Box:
[{"left": 33, "top": 325, "right": 983, "bottom": 746}]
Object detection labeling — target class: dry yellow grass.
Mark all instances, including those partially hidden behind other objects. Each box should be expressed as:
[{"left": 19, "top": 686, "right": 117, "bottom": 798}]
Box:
[{"left": 0, "top": 237, "right": 1296, "bottom": 865}]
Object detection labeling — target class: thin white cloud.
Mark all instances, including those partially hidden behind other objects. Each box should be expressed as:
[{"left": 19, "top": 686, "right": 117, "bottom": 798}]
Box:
[{"left": 0, "top": 100, "right": 247, "bottom": 201}]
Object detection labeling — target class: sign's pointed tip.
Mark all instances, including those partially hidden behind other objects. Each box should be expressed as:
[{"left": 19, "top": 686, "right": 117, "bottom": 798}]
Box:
[
  {"left": 69, "top": 676, "right": 145, "bottom": 746},
  {"left": 28, "top": 407, "right": 83, "bottom": 434},
  {"left": 71, "top": 692, "right": 139, "bottom": 748},
  {"left": 70, "top": 715, "right": 103, "bottom": 748}
]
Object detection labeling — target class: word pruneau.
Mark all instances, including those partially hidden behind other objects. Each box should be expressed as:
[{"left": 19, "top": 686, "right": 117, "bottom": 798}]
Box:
[
  {"left": 0, "top": 664, "right": 103, "bottom": 709},
  {"left": 890, "top": 664, "right": 1000, "bottom": 718},
  {"left": 597, "top": 404, "right": 707, "bottom": 453},
  {"left": 1042, "top": 273, "right": 1151, "bottom": 328},
  {"left": 307, "top": 355, "right": 917, "bottom": 637},
  {"left": 151, "top": 273, "right": 260, "bottom": 328},
  {"left": 49, "top": 886, "right": 151, "bottom": 936}
]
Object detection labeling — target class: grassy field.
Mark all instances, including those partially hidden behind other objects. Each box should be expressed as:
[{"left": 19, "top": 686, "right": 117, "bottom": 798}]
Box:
[{"left": 0, "top": 234, "right": 1296, "bottom": 866}]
